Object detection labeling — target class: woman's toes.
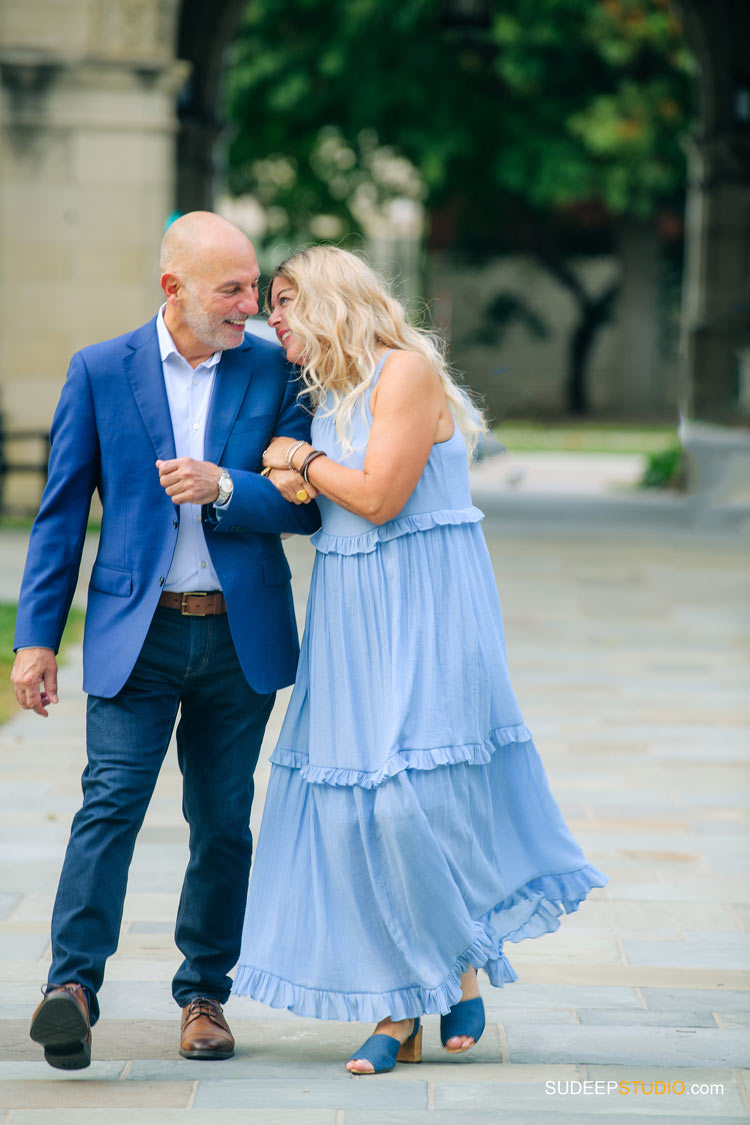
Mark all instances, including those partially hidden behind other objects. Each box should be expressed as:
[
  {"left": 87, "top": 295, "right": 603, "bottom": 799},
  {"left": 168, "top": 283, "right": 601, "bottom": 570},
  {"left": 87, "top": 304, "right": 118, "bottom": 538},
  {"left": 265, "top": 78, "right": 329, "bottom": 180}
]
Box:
[
  {"left": 446, "top": 1035, "right": 475, "bottom": 1051},
  {"left": 347, "top": 1058, "right": 374, "bottom": 1074}
]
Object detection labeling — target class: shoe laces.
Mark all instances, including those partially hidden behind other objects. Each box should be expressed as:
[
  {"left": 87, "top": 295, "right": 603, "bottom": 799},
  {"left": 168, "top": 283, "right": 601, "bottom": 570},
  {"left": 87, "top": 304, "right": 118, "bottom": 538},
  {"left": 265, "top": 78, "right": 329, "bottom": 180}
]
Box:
[{"left": 185, "top": 997, "right": 223, "bottom": 1024}]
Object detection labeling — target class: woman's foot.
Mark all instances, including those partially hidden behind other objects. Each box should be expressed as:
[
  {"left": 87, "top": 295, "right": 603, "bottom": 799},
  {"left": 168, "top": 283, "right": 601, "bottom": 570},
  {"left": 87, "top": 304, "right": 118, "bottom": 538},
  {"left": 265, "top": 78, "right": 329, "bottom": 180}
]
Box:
[
  {"left": 346, "top": 1016, "right": 420, "bottom": 1074},
  {"left": 443, "top": 967, "right": 483, "bottom": 1052}
]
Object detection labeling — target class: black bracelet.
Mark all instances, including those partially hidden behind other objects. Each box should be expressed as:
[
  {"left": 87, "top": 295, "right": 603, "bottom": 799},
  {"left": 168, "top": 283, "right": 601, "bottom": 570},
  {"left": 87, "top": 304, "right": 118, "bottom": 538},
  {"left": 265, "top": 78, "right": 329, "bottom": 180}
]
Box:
[{"left": 300, "top": 448, "right": 326, "bottom": 484}]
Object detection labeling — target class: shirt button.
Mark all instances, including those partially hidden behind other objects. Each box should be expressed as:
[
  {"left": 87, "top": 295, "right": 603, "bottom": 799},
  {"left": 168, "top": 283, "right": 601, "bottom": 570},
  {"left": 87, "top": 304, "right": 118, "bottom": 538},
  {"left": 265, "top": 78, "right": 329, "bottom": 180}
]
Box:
[
  {"left": 196, "top": 514, "right": 201, "bottom": 522},
  {"left": 192, "top": 423, "right": 199, "bottom": 430},
  {"left": 201, "top": 561, "right": 206, "bottom": 568}
]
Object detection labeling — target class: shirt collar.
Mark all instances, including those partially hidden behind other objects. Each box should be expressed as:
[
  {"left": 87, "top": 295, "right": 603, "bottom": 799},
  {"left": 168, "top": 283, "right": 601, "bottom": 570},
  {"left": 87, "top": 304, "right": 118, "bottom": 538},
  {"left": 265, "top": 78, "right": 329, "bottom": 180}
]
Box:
[{"left": 156, "top": 305, "right": 222, "bottom": 370}]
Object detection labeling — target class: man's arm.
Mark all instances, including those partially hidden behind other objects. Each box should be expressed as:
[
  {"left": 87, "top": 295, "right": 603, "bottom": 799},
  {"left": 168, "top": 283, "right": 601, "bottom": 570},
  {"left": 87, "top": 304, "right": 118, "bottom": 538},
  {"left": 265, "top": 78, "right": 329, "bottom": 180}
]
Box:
[
  {"left": 12, "top": 353, "right": 100, "bottom": 712},
  {"left": 207, "top": 373, "right": 321, "bottom": 536}
]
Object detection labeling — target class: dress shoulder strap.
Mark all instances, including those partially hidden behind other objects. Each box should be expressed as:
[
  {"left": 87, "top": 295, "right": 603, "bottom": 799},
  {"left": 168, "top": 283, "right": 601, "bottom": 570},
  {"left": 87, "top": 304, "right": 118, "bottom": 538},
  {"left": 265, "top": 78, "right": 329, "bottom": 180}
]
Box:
[
  {"left": 364, "top": 350, "right": 394, "bottom": 419},
  {"left": 372, "top": 349, "right": 394, "bottom": 381}
]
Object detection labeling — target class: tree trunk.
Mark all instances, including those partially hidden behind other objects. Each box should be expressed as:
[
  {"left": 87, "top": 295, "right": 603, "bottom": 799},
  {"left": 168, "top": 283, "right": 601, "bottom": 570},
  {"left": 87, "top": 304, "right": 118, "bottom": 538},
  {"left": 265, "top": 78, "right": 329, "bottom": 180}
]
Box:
[
  {"left": 533, "top": 248, "right": 619, "bottom": 416},
  {"left": 565, "top": 283, "right": 620, "bottom": 415}
]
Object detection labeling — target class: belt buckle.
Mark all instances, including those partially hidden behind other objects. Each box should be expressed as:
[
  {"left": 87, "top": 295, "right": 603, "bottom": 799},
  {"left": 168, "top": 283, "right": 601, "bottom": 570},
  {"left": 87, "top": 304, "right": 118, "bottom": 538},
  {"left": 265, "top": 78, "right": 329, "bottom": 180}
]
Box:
[{"left": 181, "top": 592, "right": 210, "bottom": 616}]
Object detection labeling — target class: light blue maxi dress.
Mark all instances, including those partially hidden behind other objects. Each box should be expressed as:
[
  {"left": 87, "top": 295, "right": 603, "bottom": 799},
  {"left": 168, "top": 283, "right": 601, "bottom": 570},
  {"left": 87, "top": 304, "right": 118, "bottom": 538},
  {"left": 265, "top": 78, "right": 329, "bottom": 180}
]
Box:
[{"left": 233, "top": 354, "right": 607, "bottom": 1021}]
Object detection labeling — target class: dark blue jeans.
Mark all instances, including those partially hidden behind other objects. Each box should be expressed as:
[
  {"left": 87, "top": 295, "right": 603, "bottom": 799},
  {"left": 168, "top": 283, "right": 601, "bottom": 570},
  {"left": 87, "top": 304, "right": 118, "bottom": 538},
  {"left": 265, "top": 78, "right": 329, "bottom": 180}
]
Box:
[{"left": 48, "top": 605, "right": 274, "bottom": 1024}]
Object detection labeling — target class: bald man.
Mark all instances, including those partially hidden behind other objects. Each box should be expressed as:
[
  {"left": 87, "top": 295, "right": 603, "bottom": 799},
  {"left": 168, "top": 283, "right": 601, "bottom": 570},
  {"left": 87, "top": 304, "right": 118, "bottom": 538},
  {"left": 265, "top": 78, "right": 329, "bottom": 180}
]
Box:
[{"left": 12, "top": 212, "right": 320, "bottom": 1069}]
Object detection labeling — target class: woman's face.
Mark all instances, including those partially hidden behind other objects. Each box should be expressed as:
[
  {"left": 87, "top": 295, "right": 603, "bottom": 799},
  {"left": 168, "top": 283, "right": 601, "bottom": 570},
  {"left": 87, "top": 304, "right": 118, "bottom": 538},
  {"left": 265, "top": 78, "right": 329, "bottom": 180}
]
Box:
[{"left": 268, "top": 278, "right": 304, "bottom": 364}]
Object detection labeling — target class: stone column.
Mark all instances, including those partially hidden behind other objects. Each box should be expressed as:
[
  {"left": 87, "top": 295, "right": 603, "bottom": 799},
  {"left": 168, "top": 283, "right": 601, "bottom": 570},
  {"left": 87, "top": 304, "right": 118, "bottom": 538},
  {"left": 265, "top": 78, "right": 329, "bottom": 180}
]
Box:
[
  {"left": 678, "top": 0, "right": 750, "bottom": 425},
  {"left": 0, "top": 0, "right": 187, "bottom": 509},
  {"left": 674, "top": 0, "right": 750, "bottom": 514}
]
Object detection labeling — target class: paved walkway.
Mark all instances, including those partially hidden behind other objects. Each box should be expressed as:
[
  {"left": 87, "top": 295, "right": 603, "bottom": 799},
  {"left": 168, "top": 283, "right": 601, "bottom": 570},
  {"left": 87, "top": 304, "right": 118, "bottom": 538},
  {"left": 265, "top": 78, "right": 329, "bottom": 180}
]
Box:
[{"left": 1, "top": 465, "right": 749, "bottom": 1122}]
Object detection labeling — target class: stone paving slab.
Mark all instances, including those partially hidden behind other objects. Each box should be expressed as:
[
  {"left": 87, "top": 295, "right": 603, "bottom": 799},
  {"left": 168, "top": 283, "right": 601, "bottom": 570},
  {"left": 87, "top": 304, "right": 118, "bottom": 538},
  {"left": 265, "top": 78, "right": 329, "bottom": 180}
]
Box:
[
  {"left": 641, "top": 990, "right": 750, "bottom": 1013},
  {"left": 576, "top": 1010, "right": 718, "bottom": 1028},
  {"left": 623, "top": 937, "right": 750, "bottom": 970},
  {"left": 349, "top": 1118, "right": 748, "bottom": 1124},
  {"left": 191, "top": 1076, "right": 429, "bottom": 1109},
  {"left": 433, "top": 1077, "right": 749, "bottom": 1116},
  {"left": 0, "top": 1080, "right": 195, "bottom": 1109},
  {"left": 9, "top": 1116, "right": 747, "bottom": 1125},
  {"left": 9, "top": 1115, "right": 336, "bottom": 1125},
  {"left": 504, "top": 1025, "right": 750, "bottom": 1067}
]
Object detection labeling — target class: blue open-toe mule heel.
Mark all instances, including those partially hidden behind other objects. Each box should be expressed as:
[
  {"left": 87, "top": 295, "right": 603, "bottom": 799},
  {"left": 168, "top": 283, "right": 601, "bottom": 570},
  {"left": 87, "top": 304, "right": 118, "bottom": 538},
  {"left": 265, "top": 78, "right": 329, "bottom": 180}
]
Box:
[
  {"left": 440, "top": 997, "right": 485, "bottom": 1053},
  {"left": 346, "top": 1018, "right": 422, "bottom": 1074}
]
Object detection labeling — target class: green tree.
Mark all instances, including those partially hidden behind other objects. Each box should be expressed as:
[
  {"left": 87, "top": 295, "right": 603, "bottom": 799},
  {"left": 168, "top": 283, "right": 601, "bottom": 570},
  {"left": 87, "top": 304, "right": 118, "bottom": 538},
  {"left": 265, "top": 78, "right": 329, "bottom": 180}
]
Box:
[{"left": 226, "top": 0, "right": 694, "bottom": 413}]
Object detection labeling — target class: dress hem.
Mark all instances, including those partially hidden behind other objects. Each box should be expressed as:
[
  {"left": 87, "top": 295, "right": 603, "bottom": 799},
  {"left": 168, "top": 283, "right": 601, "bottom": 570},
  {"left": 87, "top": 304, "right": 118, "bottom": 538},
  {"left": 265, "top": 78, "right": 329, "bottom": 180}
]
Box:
[{"left": 231, "top": 864, "right": 607, "bottom": 1021}]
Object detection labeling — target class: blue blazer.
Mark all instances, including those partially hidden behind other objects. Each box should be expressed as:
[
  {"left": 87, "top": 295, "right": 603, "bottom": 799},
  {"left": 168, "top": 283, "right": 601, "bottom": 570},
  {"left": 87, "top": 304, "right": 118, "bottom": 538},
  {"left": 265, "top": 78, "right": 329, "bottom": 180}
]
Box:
[{"left": 14, "top": 317, "right": 321, "bottom": 697}]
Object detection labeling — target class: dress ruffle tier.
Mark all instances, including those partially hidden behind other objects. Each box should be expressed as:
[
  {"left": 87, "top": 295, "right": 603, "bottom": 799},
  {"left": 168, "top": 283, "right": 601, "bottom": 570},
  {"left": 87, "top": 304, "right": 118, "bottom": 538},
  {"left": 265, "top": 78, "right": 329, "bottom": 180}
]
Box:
[
  {"left": 233, "top": 864, "right": 605, "bottom": 1022},
  {"left": 310, "top": 504, "right": 484, "bottom": 555}
]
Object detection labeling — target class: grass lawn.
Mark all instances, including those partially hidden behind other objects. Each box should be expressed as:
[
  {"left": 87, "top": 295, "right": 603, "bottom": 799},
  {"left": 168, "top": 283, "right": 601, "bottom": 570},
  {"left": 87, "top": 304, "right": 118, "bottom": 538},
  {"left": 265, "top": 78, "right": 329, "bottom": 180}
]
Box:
[
  {"left": 0, "top": 604, "right": 84, "bottom": 725},
  {"left": 495, "top": 421, "right": 678, "bottom": 455}
]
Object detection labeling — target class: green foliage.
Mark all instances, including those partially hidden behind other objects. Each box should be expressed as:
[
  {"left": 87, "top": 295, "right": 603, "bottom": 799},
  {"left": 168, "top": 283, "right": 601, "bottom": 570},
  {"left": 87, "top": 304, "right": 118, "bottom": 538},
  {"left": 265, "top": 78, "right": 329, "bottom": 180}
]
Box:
[
  {"left": 640, "top": 443, "right": 684, "bottom": 487},
  {"left": 226, "top": 0, "right": 694, "bottom": 244},
  {"left": 497, "top": 422, "right": 677, "bottom": 454}
]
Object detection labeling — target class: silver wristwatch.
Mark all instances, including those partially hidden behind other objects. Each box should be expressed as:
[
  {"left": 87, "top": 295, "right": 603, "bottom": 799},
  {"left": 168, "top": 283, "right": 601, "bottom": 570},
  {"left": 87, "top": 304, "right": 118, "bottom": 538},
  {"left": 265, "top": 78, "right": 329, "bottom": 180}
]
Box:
[{"left": 216, "top": 468, "right": 234, "bottom": 506}]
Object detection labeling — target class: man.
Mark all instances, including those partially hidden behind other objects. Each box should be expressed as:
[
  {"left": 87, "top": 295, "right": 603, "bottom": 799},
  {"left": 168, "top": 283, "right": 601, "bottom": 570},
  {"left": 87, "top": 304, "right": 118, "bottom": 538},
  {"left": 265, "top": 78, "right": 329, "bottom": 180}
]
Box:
[{"left": 11, "top": 211, "right": 320, "bottom": 1070}]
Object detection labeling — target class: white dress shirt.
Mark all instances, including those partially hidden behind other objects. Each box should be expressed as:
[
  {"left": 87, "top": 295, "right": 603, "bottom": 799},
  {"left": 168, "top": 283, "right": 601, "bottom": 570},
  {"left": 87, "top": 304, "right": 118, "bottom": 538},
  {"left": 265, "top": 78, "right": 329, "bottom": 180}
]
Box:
[{"left": 157, "top": 307, "right": 224, "bottom": 592}]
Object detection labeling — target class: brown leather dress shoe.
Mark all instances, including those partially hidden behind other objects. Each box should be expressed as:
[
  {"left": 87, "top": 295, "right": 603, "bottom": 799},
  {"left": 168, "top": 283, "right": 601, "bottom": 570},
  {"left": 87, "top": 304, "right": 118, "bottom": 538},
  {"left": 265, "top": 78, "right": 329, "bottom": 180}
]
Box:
[
  {"left": 180, "top": 997, "right": 235, "bottom": 1060},
  {"left": 29, "top": 982, "right": 92, "bottom": 1070}
]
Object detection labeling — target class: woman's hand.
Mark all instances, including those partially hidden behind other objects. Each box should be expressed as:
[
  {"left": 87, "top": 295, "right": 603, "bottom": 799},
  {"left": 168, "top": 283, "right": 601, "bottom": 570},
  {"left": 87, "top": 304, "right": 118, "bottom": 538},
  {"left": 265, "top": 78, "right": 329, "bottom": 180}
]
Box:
[
  {"left": 265, "top": 467, "right": 318, "bottom": 504},
  {"left": 262, "top": 436, "right": 312, "bottom": 471}
]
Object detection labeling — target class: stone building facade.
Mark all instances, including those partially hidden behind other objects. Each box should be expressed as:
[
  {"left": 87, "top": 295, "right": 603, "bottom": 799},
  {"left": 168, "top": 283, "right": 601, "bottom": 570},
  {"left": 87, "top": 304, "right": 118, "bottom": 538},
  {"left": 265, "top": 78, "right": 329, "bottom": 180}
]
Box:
[{"left": 0, "top": 0, "right": 243, "bottom": 508}]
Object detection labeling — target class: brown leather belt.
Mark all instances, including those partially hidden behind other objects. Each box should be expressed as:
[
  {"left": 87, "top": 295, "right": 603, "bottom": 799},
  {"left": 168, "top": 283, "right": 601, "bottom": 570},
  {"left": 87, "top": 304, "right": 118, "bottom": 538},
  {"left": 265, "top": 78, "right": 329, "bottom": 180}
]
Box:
[{"left": 158, "top": 591, "right": 226, "bottom": 616}]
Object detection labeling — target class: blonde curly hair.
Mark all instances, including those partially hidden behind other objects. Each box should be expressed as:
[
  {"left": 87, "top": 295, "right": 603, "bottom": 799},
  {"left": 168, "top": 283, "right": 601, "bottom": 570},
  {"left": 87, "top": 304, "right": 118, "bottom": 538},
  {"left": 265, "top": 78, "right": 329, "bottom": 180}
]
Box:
[{"left": 267, "top": 245, "right": 485, "bottom": 458}]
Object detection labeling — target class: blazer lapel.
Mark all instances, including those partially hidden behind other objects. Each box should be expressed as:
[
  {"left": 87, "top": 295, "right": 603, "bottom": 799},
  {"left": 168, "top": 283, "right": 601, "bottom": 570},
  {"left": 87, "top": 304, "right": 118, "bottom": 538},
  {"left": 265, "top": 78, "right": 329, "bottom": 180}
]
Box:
[
  {"left": 204, "top": 337, "right": 255, "bottom": 465},
  {"left": 125, "top": 319, "right": 176, "bottom": 462}
]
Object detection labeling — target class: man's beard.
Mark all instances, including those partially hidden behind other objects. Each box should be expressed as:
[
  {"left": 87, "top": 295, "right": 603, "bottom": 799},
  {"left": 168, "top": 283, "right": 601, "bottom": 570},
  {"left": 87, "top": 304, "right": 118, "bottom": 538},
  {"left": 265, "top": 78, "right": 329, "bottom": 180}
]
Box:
[{"left": 183, "top": 290, "right": 246, "bottom": 351}]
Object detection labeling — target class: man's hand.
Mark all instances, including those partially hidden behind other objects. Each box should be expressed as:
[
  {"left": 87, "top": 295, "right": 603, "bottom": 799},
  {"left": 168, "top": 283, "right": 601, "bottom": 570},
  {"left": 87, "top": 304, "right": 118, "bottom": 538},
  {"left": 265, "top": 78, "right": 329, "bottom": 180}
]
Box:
[
  {"left": 11, "top": 647, "right": 59, "bottom": 717},
  {"left": 266, "top": 468, "right": 319, "bottom": 504},
  {"left": 262, "top": 436, "right": 312, "bottom": 472},
  {"left": 156, "top": 458, "right": 222, "bottom": 505}
]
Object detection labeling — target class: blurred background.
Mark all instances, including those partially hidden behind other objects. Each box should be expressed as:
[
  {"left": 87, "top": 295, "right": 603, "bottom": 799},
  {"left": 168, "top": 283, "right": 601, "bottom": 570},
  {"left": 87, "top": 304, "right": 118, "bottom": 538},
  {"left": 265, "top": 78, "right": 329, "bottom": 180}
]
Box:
[{"left": 0, "top": 0, "right": 748, "bottom": 513}]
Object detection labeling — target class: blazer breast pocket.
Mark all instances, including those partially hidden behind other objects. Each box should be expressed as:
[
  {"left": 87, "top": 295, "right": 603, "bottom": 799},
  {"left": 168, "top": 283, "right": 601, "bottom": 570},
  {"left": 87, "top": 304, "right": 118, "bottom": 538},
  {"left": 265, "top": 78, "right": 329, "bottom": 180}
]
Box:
[{"left": 90, "top": 563, "right": 132, "bottom": 597}]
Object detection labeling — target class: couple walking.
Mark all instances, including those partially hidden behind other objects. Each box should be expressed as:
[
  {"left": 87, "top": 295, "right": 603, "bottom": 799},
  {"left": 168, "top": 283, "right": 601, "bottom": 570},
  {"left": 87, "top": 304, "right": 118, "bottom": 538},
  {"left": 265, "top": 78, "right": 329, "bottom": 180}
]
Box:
[{"left": 12, "top": 212, "right": 605, "bottom": 1075}]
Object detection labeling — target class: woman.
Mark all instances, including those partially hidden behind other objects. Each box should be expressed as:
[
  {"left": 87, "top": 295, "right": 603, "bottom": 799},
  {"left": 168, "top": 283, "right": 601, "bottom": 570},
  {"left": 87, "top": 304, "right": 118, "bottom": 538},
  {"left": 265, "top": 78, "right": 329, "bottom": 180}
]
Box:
[{"left": 232, "top": 246, "right": 606, "bottom": 1073}]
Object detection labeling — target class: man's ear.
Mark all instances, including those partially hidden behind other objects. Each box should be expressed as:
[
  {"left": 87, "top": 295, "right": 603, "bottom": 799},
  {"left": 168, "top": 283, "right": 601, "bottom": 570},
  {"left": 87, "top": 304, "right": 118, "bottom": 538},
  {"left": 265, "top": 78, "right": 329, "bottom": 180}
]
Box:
[{"left": 161, "top": 272, "right": 180, "bottom": 301}]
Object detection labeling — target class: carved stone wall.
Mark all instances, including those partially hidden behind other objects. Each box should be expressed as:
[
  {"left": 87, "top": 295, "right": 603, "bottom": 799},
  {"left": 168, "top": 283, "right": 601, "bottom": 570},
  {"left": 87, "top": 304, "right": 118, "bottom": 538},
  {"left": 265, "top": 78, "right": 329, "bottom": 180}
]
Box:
[
  {"left": 0, "top": 0, "right": 248, "bottom": 510},
  {"left": 0, "top": 1, "right": 186, "bottom": 458}
]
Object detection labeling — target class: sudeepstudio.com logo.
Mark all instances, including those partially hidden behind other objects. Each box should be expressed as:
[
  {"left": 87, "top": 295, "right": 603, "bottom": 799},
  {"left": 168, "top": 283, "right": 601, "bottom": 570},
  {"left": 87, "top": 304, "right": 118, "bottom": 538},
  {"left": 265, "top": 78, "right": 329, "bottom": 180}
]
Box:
[{"left": 545, "top": 1080, "right": 725, "bottom": 1097}]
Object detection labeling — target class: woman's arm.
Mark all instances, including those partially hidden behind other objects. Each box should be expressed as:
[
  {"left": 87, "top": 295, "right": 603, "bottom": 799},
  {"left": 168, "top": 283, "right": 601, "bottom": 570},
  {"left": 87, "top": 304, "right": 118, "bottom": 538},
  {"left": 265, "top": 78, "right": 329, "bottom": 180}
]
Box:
[{"left": 264, "top": 352, "right": 444, "bottom": 525}]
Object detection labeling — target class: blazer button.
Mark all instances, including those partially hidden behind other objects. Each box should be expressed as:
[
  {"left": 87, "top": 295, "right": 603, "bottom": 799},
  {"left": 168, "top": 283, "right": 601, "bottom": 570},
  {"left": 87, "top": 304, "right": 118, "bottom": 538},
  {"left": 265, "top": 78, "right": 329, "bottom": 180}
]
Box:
[
  {"left": 159, "top": 577, "right": 165, "bottom": 586},
  {"left": 173, "top": 518, "right": 178, "bottom": 528}
]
